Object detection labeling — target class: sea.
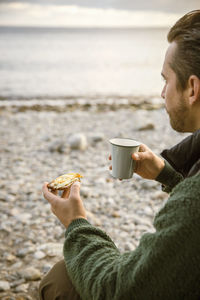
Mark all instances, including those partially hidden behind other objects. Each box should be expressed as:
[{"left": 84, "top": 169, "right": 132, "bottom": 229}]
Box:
[{"left": 0, "top": 26, "right": 169, "bottom": 102}]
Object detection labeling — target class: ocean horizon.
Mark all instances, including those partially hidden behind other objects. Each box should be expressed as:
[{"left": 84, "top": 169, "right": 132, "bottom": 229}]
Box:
[{"left": 0, "top": 26, "right": 169, "bottom": 101}]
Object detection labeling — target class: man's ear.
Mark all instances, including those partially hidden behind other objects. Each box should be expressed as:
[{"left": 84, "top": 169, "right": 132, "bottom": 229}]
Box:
[{"left": 187, "top": 75, "right": 200, "bottom": 105}]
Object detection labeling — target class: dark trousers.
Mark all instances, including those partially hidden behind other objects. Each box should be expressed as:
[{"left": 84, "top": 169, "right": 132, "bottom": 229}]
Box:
[{"left": 39, "top": 260, "right": 81, "bottom": 300}]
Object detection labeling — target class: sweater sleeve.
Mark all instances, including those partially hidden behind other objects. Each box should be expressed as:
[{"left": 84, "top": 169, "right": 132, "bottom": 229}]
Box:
[
  {"left": 63, "top": 175, "right": 200, "bottom": 300},
  {"left": 155, "top": 160, "right": 184, "bottom": 193}
]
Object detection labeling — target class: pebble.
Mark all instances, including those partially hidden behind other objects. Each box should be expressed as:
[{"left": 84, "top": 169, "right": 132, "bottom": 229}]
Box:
[
  {"left": 18, "top": 267, "right": 41, "bottom": 281},
  {"left": 39, "top": 243, "right": 63, "bottom": 257},
  {"left": 0, "top": 106, "right": 189, "bottom": 298},
  {"left": 89, "top": 132, "right": 105, "bottom": 144},
  {"left": 14, "top": 213, "right": 32, "bottom": 224},
  {"left": 68, "top": 133, "right": 88, "bottom": 151},
  {"left": 48, "top": 140, "right": 66, "bottom": 153},
  {"left": 86, "top": 211, "right": 102, "bottom": 226},
  {"left": 124, "top": 242, "right": 136, "bottom": 251},
  {"left": 0, "top": 281, "right": 10, "bottom": 291},
  {"left": 15, "top": 283, "right": 29, "bottom": 293},
  {"left": 138, "top": 123, "right": 155, "bottom": 131},
  {"left": 34, "top": 251, "right": 46, "bottom": 260}
]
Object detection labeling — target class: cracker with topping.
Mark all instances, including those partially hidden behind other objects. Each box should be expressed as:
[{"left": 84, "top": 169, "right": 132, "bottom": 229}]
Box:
[{"left": 47, "top": 173, "right": 83, "bottom": 190}]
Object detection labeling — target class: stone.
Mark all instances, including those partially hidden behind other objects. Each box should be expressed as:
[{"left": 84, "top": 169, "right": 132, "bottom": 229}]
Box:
[
  {"left": 68, "top": 133, "right": 87, "bottom": 151},
  {"left": 11, "top": 261, "right": 23, "bottom": 270},
  {"left": 49, "top": 140, "right": 65, "bottom": 153},
  {"left": 138, "top": 123, "right": 155, "bottom": 131},
  {"left": 0, "top": 280, "right": 10, "bottom": 291},
  {"left": 39, "top": 243, "right": 63, "bottom": 257},
  {"left": 86, "top": 211, "right": 102, "bottom": 226},
  {"left": 10, "top": 278, "right": 25, "bottom": 288},
  {"left": 152, "top": 191, "right": 168, "bottom": 201},
  {"left": 90, "top": 133, "right": 105, "bottom": 143},
  {"left": 16, "top": 247, "right": 34, "bottom": 258},
  {"left": 124, "top": 242, "right": 136, "bottom": 251},
  {"left": 14, "top": 213, "right": 32, "bottom": 224},
  {"left": 42, "top": 263, "right": 53, "bottom": 274},
  {"left": 15, "top": 283, "right": 29, "bottom": 293},
  {"left": 0, "top": 191, "right": 7, "bottom": 202},
  {"left": 19, "top": 267, "right": 41, "bottom": 281},
  {"left": 111, "top": 211, "right": 120, "bottom": 218},
  {"left": 80, "top": 186, "right": 91, "bottom": 198},
  {"left": 6, "top": 254, "right": 16, "bottom": 262},
  {"left": 34, "top": 250, "right": 46, "bottom": 260}
]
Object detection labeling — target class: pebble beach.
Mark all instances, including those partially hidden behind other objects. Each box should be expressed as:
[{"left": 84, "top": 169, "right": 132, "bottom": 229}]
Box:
[{"left": 0, "top": 99, "right": 188, "bottom": 299}]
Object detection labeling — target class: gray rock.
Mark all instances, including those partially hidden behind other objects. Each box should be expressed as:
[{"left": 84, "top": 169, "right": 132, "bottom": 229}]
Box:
[
  {"left": 86, "top": 211, "right": 102, "bottom": 226},
  {"left": 5, "top": 254, "right": 16, "bottom": 262},
  {"left": 16, "top": 247, "right": 34, "bottom": 258},
  {"left": 138, "top": 123, "right": 155, "bottom": 131},
  {"left": 42, "top": 263, "right": 53, "bottom": 274},
  {"left": 0, "top": 191, "right": 8, "bottom": 202},
  {"left": 49, "top": 140, "right": 65, "bottom": 153},
  {"left": 124, "top": 242, "right": 135, "bottom": 251},
  {"left": 90, "top": 133, "right": 105, "bottom": 143},
  {"left": 80, "top": 186, "right": 91, "bottom": 198},
  {"left": 68, "top": 133, "right": 87, "bottom": 151},
  {"left": 14, "top": 213, "right": 32, "bottom": 224},
  {"left": 11, "top": 261, "right": 23, "bottom": 270},
  {"left": 19, "top": 267, "right": 41, "bottom": 281},
  {"left": 15, "top": 283, "right": 29, "bottom": 293},
  {"left": 0, "top": 280, "right": 10, "bottom": 291},
  {"left": 10, "top": 278, "right": 25, "bottom": 288},
  {"left": 39, "top": 242, "right": 63, "bottom": 257},
  {"left": 34, "top": 250, "right": 46, "bottom": 260}
]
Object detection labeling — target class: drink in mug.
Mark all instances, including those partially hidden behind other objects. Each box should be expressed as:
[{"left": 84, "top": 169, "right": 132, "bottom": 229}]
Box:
[{"left": 109, "top": 138, "right": 141, "bottom": 179}]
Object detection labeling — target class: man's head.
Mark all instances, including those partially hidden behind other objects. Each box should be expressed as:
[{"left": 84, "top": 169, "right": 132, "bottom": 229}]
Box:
[{"left": 161, "top": 10, "right": 200, "bottom": 133}]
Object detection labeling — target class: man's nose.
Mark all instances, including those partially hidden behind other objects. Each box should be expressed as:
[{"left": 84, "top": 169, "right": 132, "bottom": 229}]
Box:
[{"left": 161, "top": 86, "right": 165, "bottom": 99}]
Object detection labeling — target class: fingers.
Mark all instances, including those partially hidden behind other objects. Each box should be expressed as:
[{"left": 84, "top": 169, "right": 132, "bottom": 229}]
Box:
[
  {"left": 132, "top": 151, "right": 148, "bottom": 161},
  {"left": 132, "top": 144, "right": 151, "bottom": 161},
  {"left": 139, "top": 144, "right": 148, "bottom": 152},
  {"left": 52, "top": 190, "right": 58, "bottom": 196},
  {"left": 42, "top": 182, "right": 58, "bottom": 206},
  {"left": 69, "top": 181, "right": 81, "bottom": 199},
  {"left": 109, "top": 155, "right": 112, "bottom": 170},
  {"left": 62, "top": 188, "right": 70, "bottom": 199}
]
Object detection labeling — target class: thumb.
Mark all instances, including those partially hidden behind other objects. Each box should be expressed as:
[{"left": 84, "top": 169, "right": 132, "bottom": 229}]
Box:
[{"left": 69, "top": 181, "right": 81, "bottom": 199}]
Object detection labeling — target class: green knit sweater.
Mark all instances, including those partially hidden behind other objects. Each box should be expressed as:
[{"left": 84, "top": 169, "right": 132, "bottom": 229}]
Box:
[{"left": 63, "top": 162, "right": 200, "bottom": 300}]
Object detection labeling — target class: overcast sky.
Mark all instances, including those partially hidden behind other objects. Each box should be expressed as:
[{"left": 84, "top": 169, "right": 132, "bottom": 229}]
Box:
[{"left": 0, "top": 0, "right": 199, "bottom": 27}]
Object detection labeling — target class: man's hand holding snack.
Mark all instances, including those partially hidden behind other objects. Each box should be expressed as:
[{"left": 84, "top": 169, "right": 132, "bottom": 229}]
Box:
[{"left": 43, "top": 173, "right": 87, "bottom": 229}]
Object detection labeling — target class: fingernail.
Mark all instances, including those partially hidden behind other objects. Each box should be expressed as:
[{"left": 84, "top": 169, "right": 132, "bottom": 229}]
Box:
[{"left": 133, "top": 153, "right": 139, "bottom": 159}]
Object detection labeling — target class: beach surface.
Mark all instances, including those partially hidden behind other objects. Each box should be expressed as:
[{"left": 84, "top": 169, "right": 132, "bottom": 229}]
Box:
[{"left": 0, "top": 100, "right": 188, "bottom": 299}]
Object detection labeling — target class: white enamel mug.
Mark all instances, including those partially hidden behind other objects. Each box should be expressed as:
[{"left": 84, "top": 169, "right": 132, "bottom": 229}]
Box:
[{"left": 109, "top": 138, "right": 141, "bottom": 179}]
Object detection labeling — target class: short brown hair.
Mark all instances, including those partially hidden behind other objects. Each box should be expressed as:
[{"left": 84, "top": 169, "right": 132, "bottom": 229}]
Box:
[{"left": 167, "top": 10, "right": 200, "bottom": 91}]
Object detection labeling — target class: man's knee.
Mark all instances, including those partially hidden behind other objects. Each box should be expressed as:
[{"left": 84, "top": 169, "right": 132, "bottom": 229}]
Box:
[{"left": 39, "top": 260, "right": 81, "bottom": 300}]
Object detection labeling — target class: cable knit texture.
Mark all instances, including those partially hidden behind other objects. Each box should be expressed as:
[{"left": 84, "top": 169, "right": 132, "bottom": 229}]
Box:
[{"left": 63, "top": 171, "right": 200, "bottom": 300}]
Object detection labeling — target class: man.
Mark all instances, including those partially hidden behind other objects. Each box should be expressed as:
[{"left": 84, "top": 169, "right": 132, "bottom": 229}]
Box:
[{"left": 39, "top": 10, "right": 200, "bottom": 300}]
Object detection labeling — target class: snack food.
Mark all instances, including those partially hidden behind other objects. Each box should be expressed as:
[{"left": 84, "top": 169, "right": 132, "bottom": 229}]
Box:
[{"left": 47, "top": 173, "right": 83, "bottom": 190}]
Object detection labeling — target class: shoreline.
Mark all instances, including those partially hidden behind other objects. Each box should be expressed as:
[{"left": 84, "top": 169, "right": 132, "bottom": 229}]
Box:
[{"left": 0, "top": 96, "right": 164, "bottom": 113}]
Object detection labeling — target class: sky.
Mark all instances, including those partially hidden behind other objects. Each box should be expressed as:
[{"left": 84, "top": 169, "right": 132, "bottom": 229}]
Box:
[{"left": 0, "top": 0, "right": 199, "bottom": 27}]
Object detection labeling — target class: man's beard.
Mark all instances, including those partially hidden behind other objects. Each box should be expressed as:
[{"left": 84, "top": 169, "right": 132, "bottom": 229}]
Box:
[{"left": 167, "top": 99, "right": 188, "bottom": 133}]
